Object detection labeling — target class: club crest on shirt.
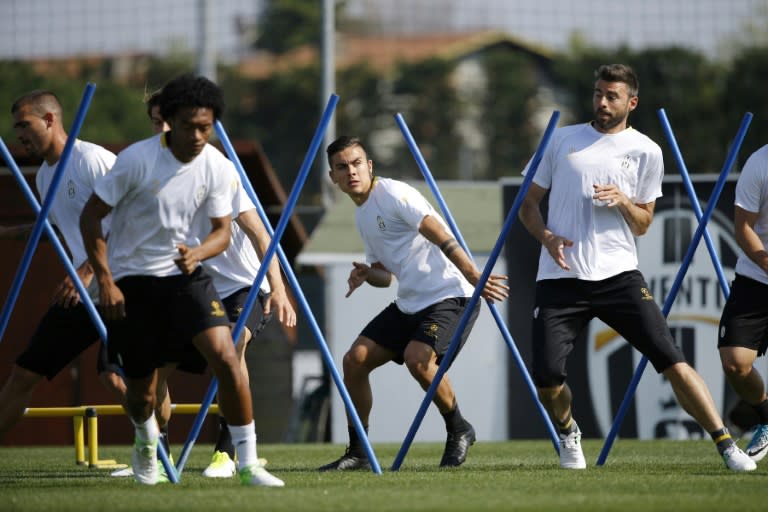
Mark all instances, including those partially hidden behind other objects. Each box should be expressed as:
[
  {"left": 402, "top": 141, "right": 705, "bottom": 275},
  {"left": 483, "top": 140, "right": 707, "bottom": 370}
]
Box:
[
  {"left": 621, "top": 155, "right": 632, "bottom": 169},
  {"left": 210, "top": 300, "right": 226, "bottom": 317},
  {"left": 377, "top": 215, "right": 386, "bottom": 231},
  {"left": 196, "top": 185, "right": 208, "bottom": 204},
  {"left": 66, "top": 179, "right": 76, "bottom": 198}
]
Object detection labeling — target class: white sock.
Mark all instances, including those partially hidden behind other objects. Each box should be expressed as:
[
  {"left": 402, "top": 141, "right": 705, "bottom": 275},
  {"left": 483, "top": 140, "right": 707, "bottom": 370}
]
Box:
[
  {"left": 229, "top": 421, "right": 257, "bottom": 469},
  {"left": 132, "top": 413, "right": 159, "bottom": 444}
]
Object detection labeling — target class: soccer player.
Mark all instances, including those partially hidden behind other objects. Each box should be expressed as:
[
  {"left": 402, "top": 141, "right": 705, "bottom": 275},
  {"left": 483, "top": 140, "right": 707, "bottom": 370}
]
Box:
[
  {"left": 138, "top": 93, "right": 296, "bottom": 478},
  {"left": 318, "top": 136, "right": 509, "bottom": 470},
  {"left": 517, "top": 63, "right": 755, "bottom": 471},
  {"left": 79, "top": 74, "right": 283, "bottom": 486},
  {"left": 717, "top": 143, "right": 768, "bottom": 464},
  {"left": 185, "top": 167, "right": 297, "bottom": 478},
  {"left": 0, "top": 90, "right": 143, "bottom": 440}
]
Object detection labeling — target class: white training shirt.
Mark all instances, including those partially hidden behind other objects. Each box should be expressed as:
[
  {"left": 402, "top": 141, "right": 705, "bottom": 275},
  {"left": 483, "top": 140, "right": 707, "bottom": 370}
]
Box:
[
  {"left": 93, "top": 133, "right": 234, "bottom": 280},
  {"left": 734, "top": 144, "right": 768, "bottom": 285},
  {"left": 356, "top": 177, "right": 475, "bottom": 314},
  {"left": 190, "top": 166, "right": 271, "bottom": 298},
  {"left": 36, "top": 139, "right": 116, "bottom": 268},
  {"left": 524, "top": 122, "right": 664, "bottom": 281}
]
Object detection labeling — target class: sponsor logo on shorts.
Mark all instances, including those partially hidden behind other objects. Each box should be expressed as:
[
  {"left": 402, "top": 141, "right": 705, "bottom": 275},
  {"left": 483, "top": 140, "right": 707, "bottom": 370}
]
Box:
[
  {"left": 640, "top": 287, "right": 654, "bottom": 301},
  {"left": 210, "top": 300, "right": 226, "bottom": 317},
  {"left": 424, "top": 323, "right": 439, "bottom": 340}
]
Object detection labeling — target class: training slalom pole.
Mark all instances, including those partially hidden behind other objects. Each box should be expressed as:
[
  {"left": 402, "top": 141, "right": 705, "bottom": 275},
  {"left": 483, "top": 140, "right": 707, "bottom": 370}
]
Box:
[
  {"left": 391, "top": 111, "right": 561, "bottom": 471},
  {"left": 0, "top": 138, "right": 106, "bottom": 340},
  {"left": 0, "top": 83, "right": 95, "bottom": 343},
  {"left": 214, "top": 120, "right": 384, "bottom": 474},
  {"left": 393, "top": 113, "right": 560, "bottom": 454},
  {"left": 658, "top": 108, "right": 729, "bottom": 297},
  {"left": 596, "top": 112, "right": 752, "bottom": 466}
]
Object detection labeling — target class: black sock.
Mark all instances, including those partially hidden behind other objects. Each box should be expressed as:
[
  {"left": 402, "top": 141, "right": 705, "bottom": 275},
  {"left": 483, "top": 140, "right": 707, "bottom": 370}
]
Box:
[
  {"left": 214, "top": 416, "right": 235, "bottom": 458},
  {"left": 442, "top": 402, "right": 469, "bottom": 433},
  {"left": 753, "top": 399, "right": 768, "bottom": 424},
  {"left": 710, "top": 427, "right": 735, "bottom": 455},
  {"left": 159, "top": 425, "right": 171, "bottom": 455},
  {"left": 348, "top": 425, "right": 368, "bottom": 456}
]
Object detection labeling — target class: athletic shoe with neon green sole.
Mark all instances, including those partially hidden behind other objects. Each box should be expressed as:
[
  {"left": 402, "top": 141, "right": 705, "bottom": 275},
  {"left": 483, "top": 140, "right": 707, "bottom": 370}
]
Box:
[
  {"left": 112, "top": 451, "right": 173, "bottom": 481},
  {"left": 239, "top": 463, "right": 285, "bottom": 487},
  {"left": 203, "top": 451, "right": 237, "bottom": 478},
  {"left": 131, "top": 437, "right": 158, "bottom": 485}
]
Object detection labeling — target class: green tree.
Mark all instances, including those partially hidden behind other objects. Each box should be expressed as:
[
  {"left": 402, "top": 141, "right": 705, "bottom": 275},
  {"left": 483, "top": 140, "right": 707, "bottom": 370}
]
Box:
[
  {"left": 482, "top": 50, "right": 541, "bottom": 178},
  {"left": 255, "top": 0, "right": 323, "bottom": 54},
  {"left": 391, "top": 58, "right": 462, "bottom": 179},
  {"left": 721, "top": 45, "right": 768, "bottom": 165}
]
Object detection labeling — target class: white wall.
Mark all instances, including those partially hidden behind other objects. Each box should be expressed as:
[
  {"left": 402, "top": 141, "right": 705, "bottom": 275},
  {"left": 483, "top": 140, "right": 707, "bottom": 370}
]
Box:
[{"left": 324, "top": 256, "right": 509, "bottom": 443}]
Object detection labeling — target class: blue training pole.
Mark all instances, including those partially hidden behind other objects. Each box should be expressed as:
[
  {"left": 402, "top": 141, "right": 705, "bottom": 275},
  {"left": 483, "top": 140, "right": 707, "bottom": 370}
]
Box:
[
  {"left": 596, "top": 112, "right": 752, "bottom": 466},
  {"left": 391, "top": 111, "right": 561, "bottom": 471},
  {"left": 658, "top": 108, "right": 730, "bottom": 297},
  {"left": 174, "top": 95, "right": 367, "bottom": 474},
  {"left": 393, "top": 113, "right": 560, "bottom": 454},
  {"left": 214, "top": 120, "right": 384, "bottom": 474},
  {"left": 0, "top": 83, "right": 95, "bottom": 343}
]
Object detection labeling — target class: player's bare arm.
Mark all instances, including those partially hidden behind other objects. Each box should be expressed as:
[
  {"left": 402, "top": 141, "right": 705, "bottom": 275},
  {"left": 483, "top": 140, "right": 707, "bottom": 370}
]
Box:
[
  {"left": 174, "top": 215, "right": 232, "bottom": 275},
  {"left": 51, "top": 260, "right": 94, "bottom": 308},
  {"left": 80, "top": 193, "right": 125, "bottom": 320},
  {"left": 594, "top": 183, "right": 655, "bottom": 236},
  {"left": 418, "top": 214, "right": 508, "bottom": 303},
  {"left": 734, "top": 206, "right": 768, "bottom": 274},
  {"left": 235, "top": 209, "right": 297, "bottom": 327},
  {"left": 346, "top": 261, "right": 391, "bottom": 298},
  {"left": 519, "top": 182, "right": 573, "bottom": 271}
]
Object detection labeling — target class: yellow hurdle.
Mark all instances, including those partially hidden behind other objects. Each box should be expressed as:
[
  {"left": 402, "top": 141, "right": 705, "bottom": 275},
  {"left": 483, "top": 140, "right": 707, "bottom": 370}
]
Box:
[{"left": 22, "top": 403, "right": 220, "bottom": 468}]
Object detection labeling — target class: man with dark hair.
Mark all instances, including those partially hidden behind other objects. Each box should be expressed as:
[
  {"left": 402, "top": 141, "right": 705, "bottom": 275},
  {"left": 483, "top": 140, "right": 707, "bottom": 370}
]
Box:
[
  {"left": 319, "top": 135, "right": 509, "bottom": 471},
  {"left": 0, "top": 89, "right": 128, "bottom": 440},
  {"left": 518, "top": 63, "right": 756, "bottom": 471},
  {"left": 145, "top": 89, "right": 168, "bottom": 134},
  {"left": 80, "top": 74, "right": 283, "bottom": 486}
]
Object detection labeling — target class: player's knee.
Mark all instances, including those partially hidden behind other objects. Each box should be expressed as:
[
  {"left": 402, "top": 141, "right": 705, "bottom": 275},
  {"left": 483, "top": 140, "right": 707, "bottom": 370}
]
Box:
[{"left": 720, "top": 356, "right": 752, "bottom": 379}]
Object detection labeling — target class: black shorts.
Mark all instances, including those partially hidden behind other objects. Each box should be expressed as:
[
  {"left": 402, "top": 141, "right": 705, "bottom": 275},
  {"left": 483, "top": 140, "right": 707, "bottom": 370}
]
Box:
[
  {"left": 106, "top": 267, "right": 231, "bottom": 379},
  {"left": 718, "top": 274, "right": 768, "bottom": 357},
  {"left": 97, "top": 341, "right": 122, "bottom": 376},
  {"left": 532, "top": 270, "right": 686, "bottom": 387},
  {"left": 16, "top": 303, "right": 100, "bottom": 380},
  {"left": 360, "top": 297, "right": 480, "bottom": 366},
  {"left": 176, "top": 287, "right": 272, "bottom": 374}
]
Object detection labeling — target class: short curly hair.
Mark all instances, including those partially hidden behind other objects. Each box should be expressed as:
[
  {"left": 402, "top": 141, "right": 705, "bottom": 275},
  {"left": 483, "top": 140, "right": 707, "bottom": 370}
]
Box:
[{"left": 158, "top": 74, "right": 224, "bottom": 121}]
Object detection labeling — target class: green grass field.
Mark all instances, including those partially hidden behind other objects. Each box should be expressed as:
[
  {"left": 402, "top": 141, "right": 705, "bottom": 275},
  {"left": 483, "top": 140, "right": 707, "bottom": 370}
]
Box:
[{"left": 0, "top": 439, "right": 765, "bottom": 512}]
